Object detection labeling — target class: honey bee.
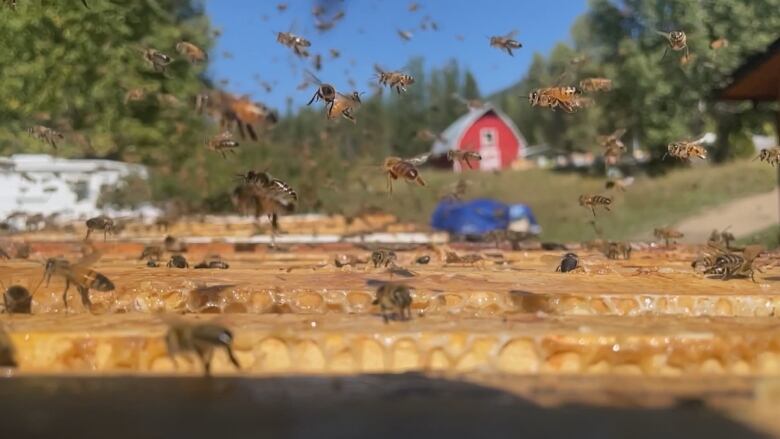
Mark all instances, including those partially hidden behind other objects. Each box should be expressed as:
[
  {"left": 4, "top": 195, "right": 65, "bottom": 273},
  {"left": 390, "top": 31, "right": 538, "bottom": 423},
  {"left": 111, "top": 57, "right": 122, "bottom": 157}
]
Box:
[
  {"left": 205, "top": 131, "right": 239, "bottom": 158},
  {"left": 368, "top": 281, "right": 413, "bottom": 323},
  {"left": 371, "top": 249, "right": 397, "bottom": 268},
  {"left": 232, "top": 171, "right": 297, "bottom": 245},
  {"left": 276, "top": 31, "right": 311, "bottom": 58},
  {"left": 654, "top": 227, "right": 684, "bottom": 248},
  {"left": 142, "top": 48, "right": 173, "bottom": 72},
  {"left": 164, "top": 319, "right": 241, "bottom": 376},
  {"left": 382, "top": 155, "right": 427, "bottom": 193},
  {"left": 312, "top": 53, "right": 322, "bottom": 71},
  {"left": 446, "top": 150, "right": 482, "bottom": 169},
  {"left": 164, "top": 235, "right": 187, "bottom": 253},
  {"left": 599, "top": 128, "right": 627, "bottom": 163},
  {"left": 528, "top": 86, "right": 584, "bottom": 113},
  {"left": 415, "top": 255, "right": 430, "bottom": 265},
  {"left": 327, "top": 91, "right": 362, "bottom": 123},
  {"left": 276, "top": 3, "right": 287, "bottom": 12},
  {"left": 415, "top": 128, "right": 445, "bottom": 143},
  {"left": 703, "top": 245, "right": 763, "bottom": 282},
  {"left": 397, "top": 29, "right": 413, "bottom": 41},
  {"left": 408, "top": 2, "right": 419, "bottom": 12},
  {"left": 194, "top": 257, "right": 229, "bottom": 269},
  {"left": 41, "top": 246, "right": 115, "bottom": 312},
  {"left": 489, "top": 30, "right": 522, "bottom": 56},
  {"left": 710, "top": 37, "right": 729, "bottom": 50},
  {"left": 579, "top": 77, "right": 612, "bottom": 92},
  {"left": 451, "top": 93, "right": 485, "bottom": 110},
  {"left": 0, "top": 326, "right": 17, "bottom": 368},
  {"left": 374, "top": 65, "right": 415, "bottom": 94},
  {"left": 176, "top": 41, "right": 208, "bottom": 64},
  {"left": 2, "top": 281, "right": 32, "bottom": 314},
  {"left": 27, "top": 125, "right": 64, "bottom": 150},
  {"left": 329, "top": 48, "right": 340, "bottom": 59},
  {"left": 664, "top": 136, "right": 708, "bottom": 161},
  {"left": 605, "top": 176, "right": 634, "bottom": 192},
  {"left": 754, "top": 147, "right": 780, "bottom": 167},
  {"left": 85, "top": 215, "right": 118, "bottom": 241},
  {"left": 304, "top": 70, "right": 336, "bottom": 109},
  {"left": 656, "top": 30, "right": 689, "bottom": 61},
  {"left": 604, "top": 241, "right": 632, "bottom": 260},
  {"left": 579, "top": 194, "right": 612, "bottom": 216},
  {"left": 556, "top": 253, "right": 579, "bottom": 272},
  {"left": 167, "top": 254, "right": 189, "bottom": 268}
]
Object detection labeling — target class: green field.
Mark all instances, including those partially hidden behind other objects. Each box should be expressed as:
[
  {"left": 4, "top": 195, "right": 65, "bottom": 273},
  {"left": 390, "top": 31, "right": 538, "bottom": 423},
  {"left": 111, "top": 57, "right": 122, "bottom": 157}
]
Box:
[{"left": 324, "top": 160, "right": 777, "bottom": 242}]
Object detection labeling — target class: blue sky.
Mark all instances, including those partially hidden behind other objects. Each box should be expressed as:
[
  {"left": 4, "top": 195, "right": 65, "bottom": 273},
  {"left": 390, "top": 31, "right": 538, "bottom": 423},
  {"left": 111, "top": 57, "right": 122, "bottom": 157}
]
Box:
[{"left": 204, "top": 0, "right": 588, "bottom": 112}]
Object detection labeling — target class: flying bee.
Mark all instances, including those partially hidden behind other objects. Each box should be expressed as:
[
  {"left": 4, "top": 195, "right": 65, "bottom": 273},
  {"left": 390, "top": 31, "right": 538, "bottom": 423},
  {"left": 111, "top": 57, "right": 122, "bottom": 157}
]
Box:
[
  {"left": 329, "top": 48, "right": 340, "bottom": 58},
  {"left": 205, "top": 131, "right": 239, "bottom": 158},
  {"left": 704, "top": 245, "right": 764, "bottom": 282},
  {"left": 312, "top": 53, "right": 322, "bottom": 71},
  {"left": 656, "top": 30, "right": 689, "bottom": 61},
  {"left": 27, "top": 125, "right": 64, "bottom": 150},
  {"left": 579, "top": 194, "right": 612, "bottom": 216},
  {"left": 605, "top": 176, "right": 634, "bottom": 192},
  {"left": 446, "top": 150, "right": 482, "bottom": 169},
  {"left": 415, "top": 128, "right": 445, "bottom": 143},
  {"left": 451, "top": 93, "right": 485, "bottom": 110},
  {"left": 408, "top": 2, "right": 419, "bottom": 12},
  {"left": 85, "top": 215, "right": 118, "bottom": 241},
  {"left": 41, "top": 246, "right": 115, "bottom": 312},
  {"left": 1, "top": 281, "right": 33, "bottom": 314},
  {"left": 579, "top": 77, "right": 612, "bottom": 92},
  {"left": 489, "top": 30, "right": 522, "bottom": 56},
  {"left": 371, "top": 249, "right": 397, "bottom": 268},
  {"left": 754, "top": 147, "right": 780, "bottom": 167},
  {"left": 176, "top": 41, "right": 208, "bottom": 64},
  {"left": 397, "top": 29, "right": 413, "bottom": 41},
  {"left": 599, "top": 128, "right": 627, "bottom": 163},
  {"left": 654, "top": 227, "right": 684, "bottom": 248},
  {"left": 304, "top": 70, "right": 336, "bottom": 108},
  {"left": 164, "top": 319, "right": 241, "bottom": 376},
  {"left": 528, "top": 86, "right": 583, "bottom": 113},
  {"left": 327, "top": 91, "right": 362, "bottom": 123},
  {"left": 710, "top": 37, "right": 729, "bottom": 50},
  {"left": 276, "top": 2, "right": 287, "bottom": 12},
  {"left": 664, "top": 136, "right": 708, "bottom": 161},
  {"left": 556, "top": 253, "right": 579, "bottom": 273},
  {"left": 374, "top": 65, "right": 415, "bottom": 94},
  {"left": 167, "top": 254, "right": 189, "bottom": 268},
  {"left": 232, "top": 171, "right": 297, "bottom": 246},
  {"left": 367, "top": 280, "right": 413, "bottom": 323},
  {"left": 276, "top": 31, "right": 311, "bottom": 58},
  {"left": 139, "top": 245, "right": 163, "bottom": 261},
  {"left": 0, "top": 326, "right": 17, "bottom": 368},
  {"left": 142, "top": 48, "right": 172, "bottom": 72},
  {"left": 382, "top": 155, "right": 428, "bottom": 193}
]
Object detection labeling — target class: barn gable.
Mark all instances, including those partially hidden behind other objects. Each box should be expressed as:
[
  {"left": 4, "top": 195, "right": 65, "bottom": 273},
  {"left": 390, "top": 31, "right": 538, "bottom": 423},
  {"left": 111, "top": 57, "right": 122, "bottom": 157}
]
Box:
[{"left": 430, "top": 104, "right": 526, "bottom": 170}]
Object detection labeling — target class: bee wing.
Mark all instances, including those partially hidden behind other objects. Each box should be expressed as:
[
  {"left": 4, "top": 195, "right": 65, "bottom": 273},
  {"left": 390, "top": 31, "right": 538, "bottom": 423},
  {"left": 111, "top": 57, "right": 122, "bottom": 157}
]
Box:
[
  {"left": 366, "top": 278, "right": 389, "bottom": 288},
  {"left": 540, "top": 254, "right": 564, "bottom": 270},
  {"left": 655, "top": 30, "right": 671, "bottom": 39},
  {"left": 504, "top": 29, "right": 518, "bottom": 39},
  {"left": 304, "top": 69, "right": 323, "bottom": 86},
  {"left": 611, "top": 128, "right": 627, "bottom": 139},
  {"left": 406, "top": 153, "right": 431, "bottom": 166},
  {"left": 743, "top": 244, "right": 765, "bottom": 262}
]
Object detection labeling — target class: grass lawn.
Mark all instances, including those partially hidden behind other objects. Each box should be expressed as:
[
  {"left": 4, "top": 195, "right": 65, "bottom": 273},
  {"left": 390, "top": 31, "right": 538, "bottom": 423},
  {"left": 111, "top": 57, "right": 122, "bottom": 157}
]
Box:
[
  {"left": 737, "top": 225, "right": 780, "bottom": 249},
  {"left": 323, "top": 159, "right": 777, "bottom": 242}
]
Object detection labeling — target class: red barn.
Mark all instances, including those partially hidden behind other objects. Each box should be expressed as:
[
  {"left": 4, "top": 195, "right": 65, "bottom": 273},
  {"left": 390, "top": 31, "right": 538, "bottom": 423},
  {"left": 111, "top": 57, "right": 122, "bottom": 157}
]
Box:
[{"left": 431, "top": 105, "right": 526, "bottom": 171}]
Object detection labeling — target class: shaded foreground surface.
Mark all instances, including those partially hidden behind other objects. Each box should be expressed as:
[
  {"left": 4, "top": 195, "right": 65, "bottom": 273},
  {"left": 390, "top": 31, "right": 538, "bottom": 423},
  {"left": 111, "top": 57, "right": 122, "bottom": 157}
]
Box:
[{"left": 0, "top": 374, "right": 771, "bottom": 439}]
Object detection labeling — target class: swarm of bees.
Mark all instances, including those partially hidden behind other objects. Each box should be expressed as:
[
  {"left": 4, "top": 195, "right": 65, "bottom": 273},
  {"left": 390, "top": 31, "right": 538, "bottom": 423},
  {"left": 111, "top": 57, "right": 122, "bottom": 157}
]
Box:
[
  {"left": 489, "top": 30, "right": 522, "bottom": 56},
  {"left": 374, "top": 65, "right": 415, "bottom": 94},
  {"left": 41, "top": 245, "right": 115, "bottom": 312},
  {"left": 754, "top": 147, "right": 780, "bottom": 167},
  {"left": 579, "top": 194, "right": 613, "bottom": 216},
  {"left": 664, "top": 136, "right": 708, "bottom": 161},
  {"left": 27, "top": 125, "right": 64, "bottom": 150}
]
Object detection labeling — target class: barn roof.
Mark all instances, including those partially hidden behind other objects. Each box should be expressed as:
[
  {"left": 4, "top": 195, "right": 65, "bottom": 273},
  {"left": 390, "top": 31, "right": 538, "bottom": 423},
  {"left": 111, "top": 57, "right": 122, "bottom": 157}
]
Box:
[
  {"left": 430, "top": 104, "right": 526, "bottom": 156},
  {"left": 718, "top": 37, "right": 780, "bottom": 101}
]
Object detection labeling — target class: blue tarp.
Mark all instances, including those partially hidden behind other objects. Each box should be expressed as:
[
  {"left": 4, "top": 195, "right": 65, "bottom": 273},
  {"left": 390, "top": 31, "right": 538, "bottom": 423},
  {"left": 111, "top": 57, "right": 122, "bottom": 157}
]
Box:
[{"left": 430, "top": 198, "right": 540, "bottom": 235}]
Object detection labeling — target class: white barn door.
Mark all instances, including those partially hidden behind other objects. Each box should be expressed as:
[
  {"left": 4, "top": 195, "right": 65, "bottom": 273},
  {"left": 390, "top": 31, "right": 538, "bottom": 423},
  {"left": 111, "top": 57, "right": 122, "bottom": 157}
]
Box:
[{"left": 479, "top": 127, "right": 501, "bottom": 170}]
